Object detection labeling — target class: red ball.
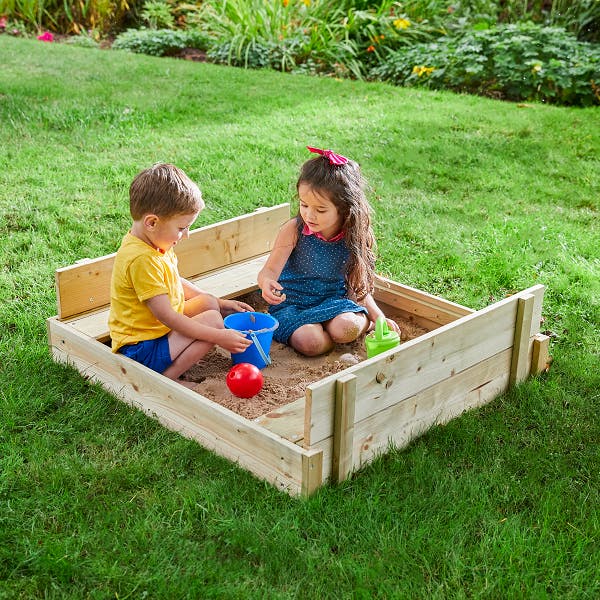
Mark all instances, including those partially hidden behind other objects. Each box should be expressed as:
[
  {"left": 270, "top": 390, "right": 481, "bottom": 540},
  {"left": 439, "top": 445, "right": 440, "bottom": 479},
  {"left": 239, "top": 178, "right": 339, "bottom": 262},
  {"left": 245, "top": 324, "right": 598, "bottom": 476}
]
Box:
[{"left": 226, "top": 363, "right": 264, "bottom": 398}]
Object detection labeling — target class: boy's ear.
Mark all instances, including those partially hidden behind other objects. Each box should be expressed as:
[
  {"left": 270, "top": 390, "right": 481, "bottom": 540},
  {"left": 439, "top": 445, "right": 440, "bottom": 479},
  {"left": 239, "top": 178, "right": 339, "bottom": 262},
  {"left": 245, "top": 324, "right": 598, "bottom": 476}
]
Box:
[{"left": 143, "top": 214, "right": 159, "bottom": 229}]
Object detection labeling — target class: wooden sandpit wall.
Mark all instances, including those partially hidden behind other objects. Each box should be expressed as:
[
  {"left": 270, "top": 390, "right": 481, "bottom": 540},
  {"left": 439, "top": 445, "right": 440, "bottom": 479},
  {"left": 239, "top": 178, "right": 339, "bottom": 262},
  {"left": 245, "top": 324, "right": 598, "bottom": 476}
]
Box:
[{"left": 47, "top": 204, "right": 550, "bottom": 496}]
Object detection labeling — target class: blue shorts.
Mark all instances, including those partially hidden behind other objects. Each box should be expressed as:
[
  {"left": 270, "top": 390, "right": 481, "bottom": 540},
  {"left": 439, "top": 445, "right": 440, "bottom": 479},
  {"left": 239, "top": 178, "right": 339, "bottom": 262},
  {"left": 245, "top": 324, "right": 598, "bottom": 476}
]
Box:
[{"left": 119, "top": 334, "right": 173, "bottom": 374}]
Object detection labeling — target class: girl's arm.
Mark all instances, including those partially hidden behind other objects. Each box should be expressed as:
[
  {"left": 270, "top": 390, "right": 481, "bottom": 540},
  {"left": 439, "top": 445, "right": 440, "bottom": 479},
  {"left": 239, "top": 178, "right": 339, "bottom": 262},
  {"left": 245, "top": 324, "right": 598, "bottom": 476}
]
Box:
[
  {"left": 362, "top": 293, "right": 401, "bottom": 334},
  {"left": 257, "top": 219, "right": 298, "bottom": 305},
  {"left": 145, "top": 294, "right": 252, "bottom": 353}
]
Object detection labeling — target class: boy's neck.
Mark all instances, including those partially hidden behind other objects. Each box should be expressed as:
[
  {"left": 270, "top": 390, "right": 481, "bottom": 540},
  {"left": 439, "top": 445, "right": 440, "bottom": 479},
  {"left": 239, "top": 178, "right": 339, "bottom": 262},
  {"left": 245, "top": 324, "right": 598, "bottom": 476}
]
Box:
[{"left": 129, "top": 222, "right": 163, "bottom": 252}]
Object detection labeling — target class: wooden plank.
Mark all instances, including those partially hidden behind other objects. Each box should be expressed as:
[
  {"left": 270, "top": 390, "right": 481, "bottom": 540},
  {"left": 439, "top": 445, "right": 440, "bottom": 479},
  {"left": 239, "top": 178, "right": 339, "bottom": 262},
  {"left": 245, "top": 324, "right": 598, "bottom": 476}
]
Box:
[
  {"left": 509, "top": 293, "right": 535, "bottom": 386},
  {"left": 64, "top": 308, "right": 112, "bottom": 342},
  {"left": 47, "top": 316, "right": 310, "bottom": 495},
  {"left": 254, "top": 396, "right": 306, "bottom": 444},
  {"left": 332, "top": 374, "right": 357, "bottom": 483},
  {"left": 352, "top": 351, "right": 511, "bottom": 470},
  {"left": 63, "top": 255, "right": 268, "bottom": 341},
  {"left": 306, "top": 286, "right": 545, "bottom": 446},
  {"left": 55, "top": 255, "right": 113, "bottom": 320},
  {"left": 189, "top": 255, "right": 266, "bottom": 300},
  {"left": 55, "top": 204, "right": 289, "bottom": 320},
  {"left": 175, "top": 204, "right": 289, "bottom": 280},
  {"left": 374, "top": 275, "right": 473, "bottom": 326},
  {"left": 312, "top": 350, "right": 512, "bottom": 481},
  {"left": 531, "top": 333, "right": 551, "bottom": 376}
]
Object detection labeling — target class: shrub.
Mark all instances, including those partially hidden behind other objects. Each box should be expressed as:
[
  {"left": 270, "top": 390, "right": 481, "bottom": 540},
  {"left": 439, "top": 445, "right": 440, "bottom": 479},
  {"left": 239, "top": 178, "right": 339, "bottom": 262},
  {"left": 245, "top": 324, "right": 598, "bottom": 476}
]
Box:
[
  {"left": 0, "top": 0, "right": 143, "bottom": 35},
  {"left": 343, "top": 0, "right": 448, "bottom": 69},
  {"left": 446, "top": 0, "right": 600, "bottom": 43},
  {"left": 550, "top": 0, "right": 600, "bottom": 43},
  {"left": 370, "top": 22, "right": 600, "bottom": 106},
  {"left": 63, "top": 32, "right": 100, "bottom": 48},
  {"left": 191, "top": 0, "right": 362, "bottom": 77},
  {"left": 140, "top": 0, "right": 175, "bottom": 30},
  {"left": 112, "top": 27, "right": 209, "bottom": 57}
]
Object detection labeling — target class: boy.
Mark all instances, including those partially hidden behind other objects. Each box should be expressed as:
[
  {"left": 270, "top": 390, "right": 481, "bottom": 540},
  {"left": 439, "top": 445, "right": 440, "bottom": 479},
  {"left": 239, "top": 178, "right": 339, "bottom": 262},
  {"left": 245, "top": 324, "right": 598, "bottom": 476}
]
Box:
[{"left": 109, "top": 163, "right": 252, "bottom": 386}]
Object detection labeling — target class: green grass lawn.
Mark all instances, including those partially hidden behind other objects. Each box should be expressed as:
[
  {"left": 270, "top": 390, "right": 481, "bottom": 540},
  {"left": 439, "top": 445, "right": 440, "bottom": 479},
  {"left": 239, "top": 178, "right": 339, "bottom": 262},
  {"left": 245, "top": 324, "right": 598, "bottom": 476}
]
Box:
[{"left": 1, "top": 36, "right": 599, "bottom": 599}]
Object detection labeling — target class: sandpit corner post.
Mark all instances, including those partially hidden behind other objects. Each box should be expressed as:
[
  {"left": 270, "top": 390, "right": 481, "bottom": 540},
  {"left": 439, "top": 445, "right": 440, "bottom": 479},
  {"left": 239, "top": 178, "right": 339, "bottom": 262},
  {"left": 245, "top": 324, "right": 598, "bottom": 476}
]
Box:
[
  {"left": 509, "top": 293, "right": 535, "bottom": 386},
  {"left": 509, "top": 285, "right": 549, "bottom": 386},
  {"left": 531, "top": 333, "right": 551, "bottom": 376},
  {"left": 301, "top": 448, "right": 324, "bottom": 497},
  {"left": 332, "top": 373, "right": 357, "bottom": 484}
]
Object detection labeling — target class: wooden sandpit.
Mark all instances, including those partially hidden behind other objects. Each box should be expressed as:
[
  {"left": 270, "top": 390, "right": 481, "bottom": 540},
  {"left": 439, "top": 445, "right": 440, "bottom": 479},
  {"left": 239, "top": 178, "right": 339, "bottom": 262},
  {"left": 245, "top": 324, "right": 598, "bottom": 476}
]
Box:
[{"left": 47, "top": 204, "right": 550, "bottom": 496}]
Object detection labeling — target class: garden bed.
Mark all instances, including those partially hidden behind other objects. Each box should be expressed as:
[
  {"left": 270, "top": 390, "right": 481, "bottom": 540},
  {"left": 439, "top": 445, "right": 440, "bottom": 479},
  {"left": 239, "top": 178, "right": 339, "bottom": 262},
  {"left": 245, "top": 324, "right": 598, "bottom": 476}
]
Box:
[{"left": 47, "top": 203, "right": 550, "bottom": 496}]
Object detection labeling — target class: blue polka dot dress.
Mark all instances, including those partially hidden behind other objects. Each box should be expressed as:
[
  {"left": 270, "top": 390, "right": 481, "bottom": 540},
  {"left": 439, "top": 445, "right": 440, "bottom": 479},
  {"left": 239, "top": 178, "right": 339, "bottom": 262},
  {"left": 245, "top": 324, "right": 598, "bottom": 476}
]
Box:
[{"left": 269, "top": 221, "right": 367, "bottom": 344}]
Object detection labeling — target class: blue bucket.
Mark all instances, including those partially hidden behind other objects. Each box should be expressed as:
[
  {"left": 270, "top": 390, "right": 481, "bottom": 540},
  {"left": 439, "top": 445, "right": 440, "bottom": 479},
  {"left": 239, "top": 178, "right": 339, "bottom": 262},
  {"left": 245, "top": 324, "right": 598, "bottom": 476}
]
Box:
[{"left": 223, "top": 312, "right": 279, "bottom": 369}]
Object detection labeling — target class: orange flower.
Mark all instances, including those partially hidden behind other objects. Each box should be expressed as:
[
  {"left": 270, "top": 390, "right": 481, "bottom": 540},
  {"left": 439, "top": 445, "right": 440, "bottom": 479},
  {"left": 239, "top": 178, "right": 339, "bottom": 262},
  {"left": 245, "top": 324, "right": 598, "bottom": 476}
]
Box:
[
  {"left": 367, "top": 45, "right": 375, "bottom": 52},
  {"left": 283, "top": 0, "right": 289, "bottom": 6}
]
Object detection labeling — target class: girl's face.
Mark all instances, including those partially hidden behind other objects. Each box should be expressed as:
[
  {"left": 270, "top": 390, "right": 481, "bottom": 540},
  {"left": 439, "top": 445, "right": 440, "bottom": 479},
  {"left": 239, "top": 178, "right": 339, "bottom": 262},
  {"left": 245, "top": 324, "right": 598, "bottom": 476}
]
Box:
[{"left": 298, "top": 183, "right": 343, "bottom": 241}]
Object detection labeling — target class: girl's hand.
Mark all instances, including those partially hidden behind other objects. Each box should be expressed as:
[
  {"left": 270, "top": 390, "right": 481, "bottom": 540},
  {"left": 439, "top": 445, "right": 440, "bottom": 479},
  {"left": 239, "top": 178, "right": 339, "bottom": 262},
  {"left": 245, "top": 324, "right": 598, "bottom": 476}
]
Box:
[
  {"left": 216, "top": 329, "right": 253, "bottom": 353},
  {"left": 386, "top": 317, "right": 401, "bottom": 334},
  {"left": 219, "top": 298, "right": 254, "bottom": 316},
  {"left": 367, "top": 316, "right": 401, "bottom": 335},
  {"left": 261, "top": 280, "right": 286, "bottom": 305}
]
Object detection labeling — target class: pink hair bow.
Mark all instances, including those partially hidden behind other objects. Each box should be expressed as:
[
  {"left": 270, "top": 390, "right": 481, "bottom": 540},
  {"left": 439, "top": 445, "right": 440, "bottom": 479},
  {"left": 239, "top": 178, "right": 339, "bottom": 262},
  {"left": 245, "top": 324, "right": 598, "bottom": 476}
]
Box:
[{"left": 307, "top": 145, "right": 348, "bottom": 165}]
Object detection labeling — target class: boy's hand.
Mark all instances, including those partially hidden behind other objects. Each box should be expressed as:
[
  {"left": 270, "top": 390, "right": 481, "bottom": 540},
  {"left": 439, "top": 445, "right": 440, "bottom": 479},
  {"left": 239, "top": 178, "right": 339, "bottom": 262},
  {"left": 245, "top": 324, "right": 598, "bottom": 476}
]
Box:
[
  {"left": 217, "top": 329, "right": 253, "bottom": 353},
  {"left": 219, "top": 298, "right": 254, "bottom": 316},
  {"left": 261, "top": 280, "right": 286, "bottom": 305}
]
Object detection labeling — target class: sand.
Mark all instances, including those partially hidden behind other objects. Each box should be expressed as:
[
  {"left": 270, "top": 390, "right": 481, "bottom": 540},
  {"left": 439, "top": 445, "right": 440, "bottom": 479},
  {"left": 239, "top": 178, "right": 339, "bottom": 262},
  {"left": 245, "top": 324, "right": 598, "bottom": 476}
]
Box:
[{"left": 182, "top": 291, "right": 428, "bottom": 420}]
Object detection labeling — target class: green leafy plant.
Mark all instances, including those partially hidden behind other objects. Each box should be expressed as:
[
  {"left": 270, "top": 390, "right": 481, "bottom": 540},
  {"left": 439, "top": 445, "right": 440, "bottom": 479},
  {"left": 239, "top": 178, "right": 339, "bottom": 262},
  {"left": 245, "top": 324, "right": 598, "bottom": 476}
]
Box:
[
  {"left": 549, "top": 0, "right": 600, "bottom": 42},
  {"left": 192, "top": 0, "right": 361, "bottom": 76},
  {"left": 0, "top": 0, "right": 139, "bottom": 35},
  {"left": 0, "top": 0, "right": 45, "bottom": 30},
  {"left": 112, "top": 27, "right": 208, "bottom": 56},
  {"left": 370, "top": 22, "right": 600, "bottom": 106},
  {"left": 0, "top": 16, "right": 31, "bottom": 35},
  {"left": 140, "top": 0, "right": 175, "bottom": 29},
  {"left": 63, "top": 29, "right": 100, "bottom": 47},
  {"left": 342, "top": 1, "right": 447, "bottom": 70}
]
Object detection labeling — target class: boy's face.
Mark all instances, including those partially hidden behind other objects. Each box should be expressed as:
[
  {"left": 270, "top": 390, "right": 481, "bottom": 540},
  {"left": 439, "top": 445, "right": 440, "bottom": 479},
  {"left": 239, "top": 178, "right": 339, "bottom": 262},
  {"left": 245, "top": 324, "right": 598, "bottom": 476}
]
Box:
[{"left": 147, "top": 211, "right": 199, "bottom": 253}]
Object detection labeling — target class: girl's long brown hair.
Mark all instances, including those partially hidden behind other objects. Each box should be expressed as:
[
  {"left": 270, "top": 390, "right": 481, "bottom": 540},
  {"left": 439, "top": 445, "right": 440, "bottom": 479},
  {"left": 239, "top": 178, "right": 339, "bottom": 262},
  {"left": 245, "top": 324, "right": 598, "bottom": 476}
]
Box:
[{"left": 296, "top": 155, "right": 376, "bottom": 301}]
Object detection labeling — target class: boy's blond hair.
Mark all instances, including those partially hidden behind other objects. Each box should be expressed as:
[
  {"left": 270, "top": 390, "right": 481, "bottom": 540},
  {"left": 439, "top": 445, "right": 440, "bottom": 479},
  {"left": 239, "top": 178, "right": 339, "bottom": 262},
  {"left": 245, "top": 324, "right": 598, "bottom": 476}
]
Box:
[{"left": 129, "top": 163, "right": 203, "bottom": 220}]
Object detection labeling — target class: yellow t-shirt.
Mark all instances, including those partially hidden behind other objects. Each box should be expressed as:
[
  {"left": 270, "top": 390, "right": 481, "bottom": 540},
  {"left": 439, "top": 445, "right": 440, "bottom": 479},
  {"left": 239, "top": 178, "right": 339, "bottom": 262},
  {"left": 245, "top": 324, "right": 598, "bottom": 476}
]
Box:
[{"left": 109, "top": 232, "right": 185, "bottom": 352}]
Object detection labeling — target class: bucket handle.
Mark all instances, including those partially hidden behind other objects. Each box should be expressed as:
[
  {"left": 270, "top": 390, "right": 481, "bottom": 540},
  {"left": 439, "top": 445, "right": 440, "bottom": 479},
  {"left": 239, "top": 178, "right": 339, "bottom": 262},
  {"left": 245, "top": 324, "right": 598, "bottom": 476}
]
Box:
[{"left": 249, "top": 331, "right": 271, "bottom": 366}]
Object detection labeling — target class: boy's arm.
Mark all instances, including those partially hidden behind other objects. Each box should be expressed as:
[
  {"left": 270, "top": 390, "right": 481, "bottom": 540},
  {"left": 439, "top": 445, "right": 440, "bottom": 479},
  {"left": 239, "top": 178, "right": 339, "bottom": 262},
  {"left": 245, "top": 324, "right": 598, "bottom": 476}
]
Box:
[
  {"left": 180, "top": 278, "right": 254, "bottom": 315},
  {"left": 257, "top": 219, "right": 297, "bottom": 304},
  {"left": 145, "top": 294, "right": 252, "bottom": 353},
  {"left": 181, "top": 277, "right": 206, "bottom": 300}
]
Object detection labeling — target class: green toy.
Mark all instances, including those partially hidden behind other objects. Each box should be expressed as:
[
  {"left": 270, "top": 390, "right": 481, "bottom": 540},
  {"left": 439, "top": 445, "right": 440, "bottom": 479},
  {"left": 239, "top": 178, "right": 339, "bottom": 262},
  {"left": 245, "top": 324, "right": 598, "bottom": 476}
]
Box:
[{"left": 365, "top": 316, "right": 400, "bottom": 359}]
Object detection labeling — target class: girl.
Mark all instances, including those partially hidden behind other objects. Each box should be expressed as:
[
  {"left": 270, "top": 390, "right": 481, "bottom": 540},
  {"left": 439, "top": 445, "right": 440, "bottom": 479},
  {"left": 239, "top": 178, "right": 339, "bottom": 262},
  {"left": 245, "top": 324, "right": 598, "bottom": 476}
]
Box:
[{"left": 258, "top": 146, "right": 400, "bottom": 357}]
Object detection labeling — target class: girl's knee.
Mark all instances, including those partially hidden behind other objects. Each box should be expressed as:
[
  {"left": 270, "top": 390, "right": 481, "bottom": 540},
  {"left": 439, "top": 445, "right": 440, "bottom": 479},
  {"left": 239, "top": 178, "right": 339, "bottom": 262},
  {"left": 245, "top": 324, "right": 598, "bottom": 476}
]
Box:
[
  {"left": 290, "top": 324, "right": 332, "bottom": 356},
  {"left": 328, "top": 313, "right": 367, "bottom": 344}
]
